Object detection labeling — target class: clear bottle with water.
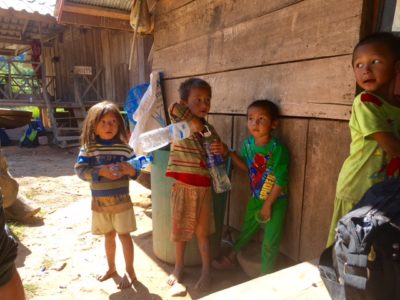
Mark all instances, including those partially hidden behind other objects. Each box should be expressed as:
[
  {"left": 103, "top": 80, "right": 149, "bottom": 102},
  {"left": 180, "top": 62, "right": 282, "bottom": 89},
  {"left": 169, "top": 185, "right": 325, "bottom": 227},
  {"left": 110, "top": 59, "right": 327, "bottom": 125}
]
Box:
[
  {"left": 110, "top": 155, "right": 153, "bottom": 176},
  {"left": 138, "top": 121, "right": 191, "bottom": 153},
  {"left": 202, "top": 129, "right": 231, "bottom": 193},
  {"left": 127, "top": 155, "right": 153, "bottom": 170}
]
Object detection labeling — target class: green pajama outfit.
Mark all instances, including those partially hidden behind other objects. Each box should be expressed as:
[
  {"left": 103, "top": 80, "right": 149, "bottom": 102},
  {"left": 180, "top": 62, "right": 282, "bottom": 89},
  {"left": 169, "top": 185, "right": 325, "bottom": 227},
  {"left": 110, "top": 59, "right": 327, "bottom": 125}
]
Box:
[
  {"left": 234, "top": 136, "right": 289, "bottom": 274},
  {"left": 233, "top": 196, "right": 288, "bottom": 273}
]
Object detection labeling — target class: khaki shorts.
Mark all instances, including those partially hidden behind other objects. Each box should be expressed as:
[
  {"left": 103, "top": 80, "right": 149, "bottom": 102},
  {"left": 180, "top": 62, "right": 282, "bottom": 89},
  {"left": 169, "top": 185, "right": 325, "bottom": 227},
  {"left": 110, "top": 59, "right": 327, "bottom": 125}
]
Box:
[
  {"left": 171, "top": 181, "right": 215, "bottom": 242},
  {"left": 92, "top": 208, "right": 136, "bottom": 235}
]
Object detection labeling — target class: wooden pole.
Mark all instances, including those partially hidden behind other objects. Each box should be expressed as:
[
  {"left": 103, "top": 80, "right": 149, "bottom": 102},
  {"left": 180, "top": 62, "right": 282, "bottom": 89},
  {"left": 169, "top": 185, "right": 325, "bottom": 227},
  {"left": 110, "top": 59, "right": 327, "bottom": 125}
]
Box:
[{"left": 128, "top": 0, "right": 142, "bottom": 70}]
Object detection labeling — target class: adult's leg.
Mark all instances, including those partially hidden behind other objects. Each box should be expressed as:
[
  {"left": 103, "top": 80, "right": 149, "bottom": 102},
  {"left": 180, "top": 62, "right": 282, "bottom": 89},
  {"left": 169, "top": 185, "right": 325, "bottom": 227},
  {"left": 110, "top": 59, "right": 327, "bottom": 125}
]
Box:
[
  {"left": 261, "top": 199, "right": 288, "bottom": 274},
  {"left": 0, "top": 268, "right": 25, "bottom": 300},
  {"left": 117, "top": 233, "right": 136, "bottom": 289},
  {"left": 97, "top": 230, "right": 117, "bottom": 281}
]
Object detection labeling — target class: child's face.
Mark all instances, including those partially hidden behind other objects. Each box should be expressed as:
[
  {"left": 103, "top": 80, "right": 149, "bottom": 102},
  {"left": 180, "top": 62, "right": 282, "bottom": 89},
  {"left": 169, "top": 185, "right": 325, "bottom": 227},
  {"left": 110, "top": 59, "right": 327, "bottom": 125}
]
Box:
[
  {"left": 247, "top": 107, "right": 277, "bottom": 139},
  {"left": 353, "top": 43, "right": 397, "bottom": 96},
  {"left": 183, "top": 88, "right": 211, "bottom": 118},
  {"left": 95, "top": 112, "right": 119, "bottom": 140}
]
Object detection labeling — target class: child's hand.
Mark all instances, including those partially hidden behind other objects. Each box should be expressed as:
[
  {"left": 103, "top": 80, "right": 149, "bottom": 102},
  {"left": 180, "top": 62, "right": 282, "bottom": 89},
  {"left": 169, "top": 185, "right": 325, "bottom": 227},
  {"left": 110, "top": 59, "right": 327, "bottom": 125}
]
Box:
[
  {"left": 260, "top": 202, "right": 272, "bottom": 222},
  {"left": 118, "top": 162, "right": 137, "bottom": 177},
  {"left": 98, "top": 165, "right": 123, "bottom": 180},
  {"left": 210, "top": 142, "right": 229, "bottom": 157}
]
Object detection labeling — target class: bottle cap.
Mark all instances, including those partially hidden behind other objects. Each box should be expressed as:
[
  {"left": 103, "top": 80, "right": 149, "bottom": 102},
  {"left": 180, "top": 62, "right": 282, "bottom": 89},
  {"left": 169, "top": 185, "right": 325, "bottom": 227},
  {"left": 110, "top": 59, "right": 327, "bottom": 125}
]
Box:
[{"left": 200, "top": 125, "right": 212, "bottom": 138}]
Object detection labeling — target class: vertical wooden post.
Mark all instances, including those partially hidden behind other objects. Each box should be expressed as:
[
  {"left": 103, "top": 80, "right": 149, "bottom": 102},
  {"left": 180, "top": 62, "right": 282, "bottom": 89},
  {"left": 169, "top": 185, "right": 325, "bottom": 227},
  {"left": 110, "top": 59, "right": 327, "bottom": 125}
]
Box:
[
  {"left": 39, "top": 23, "right": 59, "bottom": 143},
  {"left": 7, "top": 59, "right": 11, "bottom": 99}
]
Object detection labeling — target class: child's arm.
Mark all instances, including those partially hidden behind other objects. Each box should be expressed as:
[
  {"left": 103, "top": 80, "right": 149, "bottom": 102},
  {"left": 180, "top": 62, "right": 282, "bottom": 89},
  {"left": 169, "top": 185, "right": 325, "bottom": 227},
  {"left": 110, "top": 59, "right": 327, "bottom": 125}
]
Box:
[
  {"left": 210, "top": 142, "right": 248, "bottom": 171},
  {"left": 372, "top": 132, "right": 400, "bottom": 157},
  {"left": 229, "top": 150, "right": 248, "bottom": 172},
  {"left": 260, "top": 143, "right": 290, "bottom": 221},
  {"left": 260, "top": 185, "right": 282, "bottom": 221},
  {"left": 170, "top": 102, "right": 204, "bottom": 133},
  {"left": 74, "top": 149, "right": 124, "bottom": 181}
]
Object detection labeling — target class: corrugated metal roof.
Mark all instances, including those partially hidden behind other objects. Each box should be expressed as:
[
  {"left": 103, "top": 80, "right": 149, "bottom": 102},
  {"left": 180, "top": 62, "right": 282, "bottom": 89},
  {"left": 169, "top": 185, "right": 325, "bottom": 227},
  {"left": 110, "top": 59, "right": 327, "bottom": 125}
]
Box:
[
  {"left": 0, "top": 0, "right": 57, "bottom": 16},
  {"left": 68, "top": 0, "right": 133, "bottom": 12}
]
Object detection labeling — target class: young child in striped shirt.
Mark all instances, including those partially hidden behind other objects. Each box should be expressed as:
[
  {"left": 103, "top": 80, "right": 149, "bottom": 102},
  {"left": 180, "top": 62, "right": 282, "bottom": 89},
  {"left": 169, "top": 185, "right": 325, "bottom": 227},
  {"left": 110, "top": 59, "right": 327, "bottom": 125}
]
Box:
[
  {"left": 75, "top": 101, "right": 139, "bottom": 289},
  {"left": 166, "top": 78, "right": 222, "bottom": 291}
]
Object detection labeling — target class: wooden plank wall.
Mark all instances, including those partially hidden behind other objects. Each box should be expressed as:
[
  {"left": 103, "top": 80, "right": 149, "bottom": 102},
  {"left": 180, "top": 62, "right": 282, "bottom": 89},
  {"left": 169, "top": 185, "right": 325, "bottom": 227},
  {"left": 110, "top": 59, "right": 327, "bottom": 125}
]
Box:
[
  {"left": 49, "top": 26, "right": 153, "bottom": 105},
  {"left": 153, "top": 0, "right": 363, "bottom": 261}
]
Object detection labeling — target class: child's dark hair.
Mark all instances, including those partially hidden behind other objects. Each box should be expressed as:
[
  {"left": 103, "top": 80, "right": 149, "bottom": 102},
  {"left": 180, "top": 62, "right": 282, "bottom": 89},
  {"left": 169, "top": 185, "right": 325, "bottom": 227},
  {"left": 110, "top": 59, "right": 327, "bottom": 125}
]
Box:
[
  {"left": 178, "top": 78, "right": 212, "bottom": 101},
  {"left": 248, "top": 100, "right": 280, "bottom": 121},
  {"left": 80, "top": 100, "right": 128, "bottom": 147},
  {"left": 353, "top": 32, "right": 400, "bottom": 62}
]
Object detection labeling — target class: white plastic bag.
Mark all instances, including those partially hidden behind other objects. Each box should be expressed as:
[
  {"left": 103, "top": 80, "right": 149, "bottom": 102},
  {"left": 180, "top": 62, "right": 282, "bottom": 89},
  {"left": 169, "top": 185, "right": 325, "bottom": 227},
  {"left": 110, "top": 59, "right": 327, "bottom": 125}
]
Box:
[{"left": 129, "top": 71, "right": 166, "bottom": 154}]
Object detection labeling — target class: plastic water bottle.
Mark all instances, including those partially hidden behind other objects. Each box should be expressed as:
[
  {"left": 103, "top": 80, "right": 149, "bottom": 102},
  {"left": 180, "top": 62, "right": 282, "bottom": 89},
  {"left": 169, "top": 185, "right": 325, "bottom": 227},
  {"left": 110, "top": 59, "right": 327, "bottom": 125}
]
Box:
[
  {"left": 110, "top": 155, "right": 153, "bottom": 176},
  {"left": 138, "top": 121, "right": 191, "bottom": 153},
  {"left": 203, "top": 141, "right": 231, "bottom": 193},
  {"left": 127, "top": 155, "right": 153, "bottom": 170}
]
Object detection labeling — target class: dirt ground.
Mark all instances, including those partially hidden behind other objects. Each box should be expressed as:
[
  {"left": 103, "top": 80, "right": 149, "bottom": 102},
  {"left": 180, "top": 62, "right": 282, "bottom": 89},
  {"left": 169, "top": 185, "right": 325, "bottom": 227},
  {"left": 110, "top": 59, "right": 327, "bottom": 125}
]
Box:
[{"left": 3, "top": 145, "right": 247, "bottom": 300}]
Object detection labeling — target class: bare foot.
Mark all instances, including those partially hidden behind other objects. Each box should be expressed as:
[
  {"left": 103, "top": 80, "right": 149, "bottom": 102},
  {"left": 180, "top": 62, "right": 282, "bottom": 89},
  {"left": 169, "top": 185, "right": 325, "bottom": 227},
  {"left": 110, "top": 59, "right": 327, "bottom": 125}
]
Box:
[
  {"left": 118, "top": 270, "right": 136, "bottom": 289},
  {"left": 194, "top": 272, "right": 211, "bottom": 291},
  {"left": 96, "top": 268, "right": 117, "bottom": 282},
  {"left": 167, "top": 267, "right": 183, "bottom": 286}
]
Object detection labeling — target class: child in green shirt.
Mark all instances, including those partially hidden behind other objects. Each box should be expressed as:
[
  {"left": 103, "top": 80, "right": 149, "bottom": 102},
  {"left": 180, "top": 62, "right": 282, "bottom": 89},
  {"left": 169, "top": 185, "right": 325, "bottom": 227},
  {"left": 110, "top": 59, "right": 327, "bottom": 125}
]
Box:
[
  {"left": 211, "top": 100, "right": 289, "bottom": 274},
  {"left": 327, "top": 32, "right": 400, "bottom": 246}
]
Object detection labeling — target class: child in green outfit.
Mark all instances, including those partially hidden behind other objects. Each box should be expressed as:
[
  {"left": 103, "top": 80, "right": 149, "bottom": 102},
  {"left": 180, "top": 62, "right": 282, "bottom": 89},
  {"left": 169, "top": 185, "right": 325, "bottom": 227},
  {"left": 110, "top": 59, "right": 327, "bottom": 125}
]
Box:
[
  {"left": 211, "top": 100, "right": 289, "bottom": 274},
  {"left": 327, "top": 32, "right": 400, "bottom": 246}
]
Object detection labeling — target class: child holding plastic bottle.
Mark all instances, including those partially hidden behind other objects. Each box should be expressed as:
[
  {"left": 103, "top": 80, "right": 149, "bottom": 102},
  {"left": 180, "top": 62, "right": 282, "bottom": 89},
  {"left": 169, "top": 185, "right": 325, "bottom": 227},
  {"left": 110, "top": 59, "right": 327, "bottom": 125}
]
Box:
[
  {"left": 327, "top": 32, "right": 400, "bottom": 246},
  {"left": 74, "top": 101, "right": 139, "bottom": 289},
  {"left": 165, "top": 78, "right": 223, "bottom": 291},
  {"left": 211, "top": 99, "right": 289, "bottom": 275}
]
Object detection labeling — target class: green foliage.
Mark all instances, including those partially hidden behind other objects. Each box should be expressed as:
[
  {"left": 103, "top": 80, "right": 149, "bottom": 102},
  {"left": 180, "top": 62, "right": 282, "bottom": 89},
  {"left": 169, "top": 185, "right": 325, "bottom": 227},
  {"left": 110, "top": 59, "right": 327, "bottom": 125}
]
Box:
[{"left": 16, "top": 106, "right": 40, "bottom": 119}]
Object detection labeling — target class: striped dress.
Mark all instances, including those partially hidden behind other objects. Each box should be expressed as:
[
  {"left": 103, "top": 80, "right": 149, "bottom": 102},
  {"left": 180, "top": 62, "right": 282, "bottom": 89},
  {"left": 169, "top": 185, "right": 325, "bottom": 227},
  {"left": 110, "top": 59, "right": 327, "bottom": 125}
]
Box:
[{"left": 74, "top": 138, "right": 138, "bottom": 213}]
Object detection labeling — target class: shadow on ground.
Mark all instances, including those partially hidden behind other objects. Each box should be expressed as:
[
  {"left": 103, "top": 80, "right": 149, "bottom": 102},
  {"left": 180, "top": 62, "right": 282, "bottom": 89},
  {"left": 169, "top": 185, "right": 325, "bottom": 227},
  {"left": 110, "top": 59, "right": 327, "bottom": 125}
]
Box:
[
  {"left": 132, "top": 224, "right": 248, "bottom": 300},
  {"left": 109, "top": 280, "right": 162, "bottom": 300}
]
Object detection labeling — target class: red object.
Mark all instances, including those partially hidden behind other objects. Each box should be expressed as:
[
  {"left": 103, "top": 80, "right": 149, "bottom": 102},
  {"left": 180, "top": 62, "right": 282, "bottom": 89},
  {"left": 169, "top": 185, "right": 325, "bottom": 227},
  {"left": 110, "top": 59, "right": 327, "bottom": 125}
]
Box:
[
  {"left": 361, "top": 93, "right": 383, "bottom": 107},
  {"left": 31, "top": 40, "right": 42, "bottom": 79},
  {"left": 386, "top": 157, "right": 400, "bottom": 177}
]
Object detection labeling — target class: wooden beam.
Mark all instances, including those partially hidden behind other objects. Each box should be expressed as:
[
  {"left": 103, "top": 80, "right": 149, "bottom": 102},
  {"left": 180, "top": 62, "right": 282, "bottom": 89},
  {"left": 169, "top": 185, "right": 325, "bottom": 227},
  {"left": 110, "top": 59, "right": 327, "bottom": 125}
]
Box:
[
  {"left": 61, "top": 3, "right": 130, "bottom": 21},
  {"left": 0, "top": 49, "right": 15, "bottom": 56},
  {"left": 55, "top": 0, "right": 65, "bottom": 21},
  {"left": 0, "top": 37, "right": 52, "bottom": 47},
  {"left": 0, "top": 8, "right": 57, "bottom": 24},
  {"left": 59, "top": 11, "right": 133, "bottom": 31},
  {"left": 20, "top": 20, "right": 29, "bottom": 39}
]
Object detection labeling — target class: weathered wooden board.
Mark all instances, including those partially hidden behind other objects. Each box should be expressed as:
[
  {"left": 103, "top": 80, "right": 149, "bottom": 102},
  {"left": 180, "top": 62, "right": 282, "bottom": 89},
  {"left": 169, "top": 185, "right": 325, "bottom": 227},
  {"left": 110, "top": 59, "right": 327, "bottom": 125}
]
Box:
[
  {"left": 299, "top": 119, "right": 351, "bottom": 261},
  {"left": 153, "top": 0, "right": 362, "bottom": 77},
  {"left": 154, "top": 0, "right": 301, "bottom": 50},
  {"left": 229, "top": 115, "right": 252, "bottom": 232},
  {"left": 276, "top": 118, "right": 308, "bottom": 261},
  {"left": 207, "top": 114, "right": 234, "bottom": 147},
  {"left": 52, "top": 27, "right": 151, "bottom": 104},
  {"left": 201, "top": 261, "right": 330, "bottom": 300},
  {"left": 162, "top": 55, "right": 355, "bottom": 120},
  {"left": 155, "top": 0, "right": 194, "bottom": 15}
]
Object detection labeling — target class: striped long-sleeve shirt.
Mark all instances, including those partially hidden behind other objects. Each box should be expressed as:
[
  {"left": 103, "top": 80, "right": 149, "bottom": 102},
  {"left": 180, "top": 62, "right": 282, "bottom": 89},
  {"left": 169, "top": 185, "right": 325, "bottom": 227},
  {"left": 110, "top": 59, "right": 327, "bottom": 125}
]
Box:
[
  {"left": 166, "top": 102, "right": 220, "bottom": 186},
  {"left": 74, "top": 138, "right": 138, "bottom": 213}
]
